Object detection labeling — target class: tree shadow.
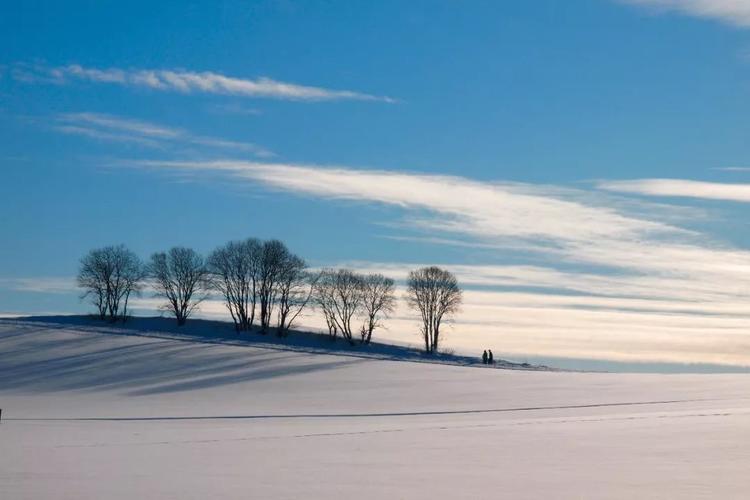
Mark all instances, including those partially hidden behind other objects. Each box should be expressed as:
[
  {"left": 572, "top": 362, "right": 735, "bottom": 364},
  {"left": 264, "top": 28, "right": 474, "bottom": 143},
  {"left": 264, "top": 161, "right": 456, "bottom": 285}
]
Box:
[
  {"left": 0, "top": 319, "right": 365, "bottom": 395},
  {"left": 4, "top": 314, "right": 509, "bottom": 368}
]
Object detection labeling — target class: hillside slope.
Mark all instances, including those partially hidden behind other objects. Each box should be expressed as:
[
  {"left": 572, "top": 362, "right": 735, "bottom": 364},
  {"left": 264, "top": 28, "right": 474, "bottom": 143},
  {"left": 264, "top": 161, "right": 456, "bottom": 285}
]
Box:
[{"left": 1, "top": 318, "right": 749, "bottom": 499}]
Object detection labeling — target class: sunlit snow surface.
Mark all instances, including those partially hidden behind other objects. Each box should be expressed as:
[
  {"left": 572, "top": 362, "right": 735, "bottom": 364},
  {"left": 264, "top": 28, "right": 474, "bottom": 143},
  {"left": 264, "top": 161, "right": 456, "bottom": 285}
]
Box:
[{"left": 1, "top": 319, "right": 749, "bottom": 499}]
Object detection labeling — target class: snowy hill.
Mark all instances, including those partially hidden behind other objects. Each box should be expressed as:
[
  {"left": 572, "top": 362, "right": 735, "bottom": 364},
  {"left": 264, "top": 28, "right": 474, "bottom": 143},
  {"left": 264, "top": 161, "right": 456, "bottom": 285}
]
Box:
[
  {"left": 1, "top": 317, "right": 749, "bottom": 499},
  {"left": 4, "top": 315, "right": 555, "bottom": 370}
]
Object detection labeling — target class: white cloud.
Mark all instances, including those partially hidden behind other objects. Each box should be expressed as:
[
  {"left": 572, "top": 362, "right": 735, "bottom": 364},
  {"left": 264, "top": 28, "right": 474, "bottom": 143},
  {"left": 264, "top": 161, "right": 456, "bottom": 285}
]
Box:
[
  {"left": 54, "top": 112, "right": 274, "bottom": 157},
  {"left": 598, "top": 178, "right": 750, "bottom": 202},
  {"left": 129, "top": 159, "right": 750, "bottom": 284},
  {"left": 54, "top": 124, "right": 163, "bottom": 148},
  {"left": 0, "top": 277, "right": 77, "bottom": 294},
  {"left": 619, "top": 0, "right": 750, "bottom": 28},
  {"left": 14, "top": 63, "right": 396, "bottom": 103},
  {"left": 342, "top": 259, "right": 750, "bottom": 310},
  {"left": 209, "top": 103, "right": 263, "bottom": 116},
  {"left": 714, "top": 166, "right": 750, "bottom": 171},
  {"left": 60, "top": 112, "right": 180, "bottom": 139},
  {"left": 9, "top": 266, "right": 750, "bottom": 365},
  {"left": 133, "top": 160, "right": 686, "bottom": 248},
  {"left": 129, "top": 283, "right": 750, "bottom": 366}
]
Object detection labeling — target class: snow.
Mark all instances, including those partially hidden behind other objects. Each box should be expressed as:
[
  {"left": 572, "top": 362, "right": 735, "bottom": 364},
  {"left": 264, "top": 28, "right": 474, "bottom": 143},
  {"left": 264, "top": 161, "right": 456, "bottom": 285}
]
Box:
[{"left": 1, "top": 318, "right": 749, "bottom": 499}]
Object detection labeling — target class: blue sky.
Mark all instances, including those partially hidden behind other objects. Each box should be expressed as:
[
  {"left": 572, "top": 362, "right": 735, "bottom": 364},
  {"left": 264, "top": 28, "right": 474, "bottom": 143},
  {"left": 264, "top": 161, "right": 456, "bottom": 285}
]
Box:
[{"left": 4, "top": 0, "right": 750, "bottom": 367}]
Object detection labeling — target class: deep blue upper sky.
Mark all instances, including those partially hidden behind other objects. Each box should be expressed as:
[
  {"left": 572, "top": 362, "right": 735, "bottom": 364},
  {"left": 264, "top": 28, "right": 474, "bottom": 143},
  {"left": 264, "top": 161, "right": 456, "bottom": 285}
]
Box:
[{"left": 4, "top": 0, "right": 750, "bottom": 366}]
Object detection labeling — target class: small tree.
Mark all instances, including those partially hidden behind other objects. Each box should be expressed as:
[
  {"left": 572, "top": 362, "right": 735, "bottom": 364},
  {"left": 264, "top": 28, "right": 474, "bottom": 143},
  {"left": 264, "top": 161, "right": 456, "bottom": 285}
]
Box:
[
  {"left": 406, "top": 266, "right": 462, "bottom": 354},
  {"left": 149, "top": 247, "right": 209, "bottom": 326},
  {"left": 313, "top": 269, "right": 339, "bottom": 340},
  {"left": 359, "top": 273, "right": 395, "bottom": 344},
  {"left": 78, "top": 250, "right": 110, "bottom": 320},
  {"left": 77, "top": 245, "right": 145, "bottom": 322},
  {"left": 328, "top": 269, "right": 365, "bottom": 343},
  {"left": 276, "top": 254, "right": 316, "bottom": 336},
  {"left": 207, "top": 239, "right": 260, "bottom": 332}
]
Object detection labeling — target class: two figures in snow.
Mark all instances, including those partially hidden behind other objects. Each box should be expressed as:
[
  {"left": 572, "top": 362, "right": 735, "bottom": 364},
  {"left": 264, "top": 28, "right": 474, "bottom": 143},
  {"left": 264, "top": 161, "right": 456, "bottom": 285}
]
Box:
[{"left": 482, "top": 349, "right": 494, "bottom": 365}]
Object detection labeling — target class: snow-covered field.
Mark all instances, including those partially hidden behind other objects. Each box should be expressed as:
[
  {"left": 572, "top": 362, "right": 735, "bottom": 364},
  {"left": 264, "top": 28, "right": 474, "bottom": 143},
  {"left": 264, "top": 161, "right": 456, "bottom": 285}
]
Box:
[{"left": 1, "top": 319, "right": 749, "bottom": 499}]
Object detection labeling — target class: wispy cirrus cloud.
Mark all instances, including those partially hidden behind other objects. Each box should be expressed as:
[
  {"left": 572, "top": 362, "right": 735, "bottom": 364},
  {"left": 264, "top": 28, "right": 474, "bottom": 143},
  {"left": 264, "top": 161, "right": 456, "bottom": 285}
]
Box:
[
  {"left": 128, "top": 160, "right": 750, "bottom": 287},
  {"left": 715, "top": 166, "right": 750, "bottom": 172},
  {"left": 598, "top": 178, "right": 750, "bottom": 202},
  {"left": 53, "top": 112, "right": 274, "bottom": 157},
  {"left": 0, "top": 277, "right": 77, "bottom": 294},
  {"left": 9, "top": 264, "right": 750, "bottom": 366},
  {"left": 54, "top": 124, "right": 164, "bottom": 148},
  {"left": 131, "top": 159, "right": 686, "bottom": 247},
  {"left": 208, "top": 103, "right": 263, "bottom": 116},
  {"left": 59, "top": 113, "right": 181, "bottom": 139},
  {"left": 618, "top": 0, "right": 750, "bottom": 28},
  {"left": 12, "top": 63, "right": 396, "bottom": 103},
  {"left": 127, "top": 284, "right": 750, "bottom": 366}
]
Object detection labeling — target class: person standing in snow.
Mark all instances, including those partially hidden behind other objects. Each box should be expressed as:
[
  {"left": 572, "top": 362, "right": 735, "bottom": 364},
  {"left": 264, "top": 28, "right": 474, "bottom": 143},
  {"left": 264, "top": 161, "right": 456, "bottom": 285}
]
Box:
[
  {"left": 482, "top": 350, "right": 488, "bottom": 364},
  {"left": 488, "top": 350, "right": 494, "bottom": 365}
]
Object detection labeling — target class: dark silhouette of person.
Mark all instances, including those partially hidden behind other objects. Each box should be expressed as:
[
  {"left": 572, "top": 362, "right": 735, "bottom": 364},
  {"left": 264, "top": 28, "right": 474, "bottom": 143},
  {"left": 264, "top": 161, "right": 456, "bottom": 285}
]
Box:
[
  {"left": 488, "top": 350, "right": 494, "bottom": 365},
  {"left": 482, "top": 350, "right": 488, "bottom": 364}
]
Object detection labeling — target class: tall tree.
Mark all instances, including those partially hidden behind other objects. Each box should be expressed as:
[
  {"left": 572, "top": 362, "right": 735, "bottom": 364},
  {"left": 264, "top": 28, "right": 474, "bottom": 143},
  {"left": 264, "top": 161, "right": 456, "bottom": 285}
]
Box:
[
  {"left": 77, "top": 249, "right": 110, "bottom": 320},
  {"left": 208, "top": 239, "right": 260, "bottom": 332},
  {"left": 327, "top": 269, "right": 365, "bottom": 343},
  {"left": 257, "top": 239, "right": 289, "bottom": 333},
  {"left": 313, "top": 269, "right": 340, "bottom": 340},
  {"left": 149, "top": 247, "right": 209, "bottom": 326},
  {"left": 276, "top": 255, "right": 316, "bottom": 336},
  {"left": 77, "top": 245, "right": 145, "bottom": 322},
  {"left": 405, "top": 266, "right": 462, "bottom": 354},
  {"left": 359, "top": 273, "right": 396, "bottom": 344}
]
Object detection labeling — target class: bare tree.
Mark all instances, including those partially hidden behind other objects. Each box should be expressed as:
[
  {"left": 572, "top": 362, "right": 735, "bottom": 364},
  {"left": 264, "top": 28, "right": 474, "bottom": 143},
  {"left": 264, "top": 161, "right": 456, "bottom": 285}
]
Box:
[
  {"left": 77, "top": 245, "right": 145, "bottom": 322},
  {"left": 405, "top": 266, "right": 462, "bottom": 354},
  {"left": 149, "top": 247, "right": 209, "bottom": 326},
  {"left": 77, "top": 250, "right": 110, "bottom": 320},
  {"left": 109, "top": 246, "right": 145, "bottom": 321},
  {"left": 327, "top": 269, "right": 365, "bottom": 343},
  {"left": 313, "top": 269, "right": 339, "bottom": 340},
  {"left": 276, "top": 255, "right": 316, "bottom": 336},
  {"left": 359, "top": 273, "right": 395, "bottom": 344},
  {"left": 257, "top": 239, "right": 289, "bottom": 333},
  {"left": 207, "top": 239, "right": 260, "bottom": 332}
]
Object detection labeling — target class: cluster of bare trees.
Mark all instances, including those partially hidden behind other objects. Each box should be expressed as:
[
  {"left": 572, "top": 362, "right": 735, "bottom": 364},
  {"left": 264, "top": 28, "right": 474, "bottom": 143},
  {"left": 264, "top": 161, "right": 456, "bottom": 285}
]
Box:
[
  {"left": 77, "top": 239, "right": 315, "bottom": 336},
  {"left": 313, "top": 270, "right": 396, "bottom": 344},
  {"left": 78, "top": 240, "right": 463, "bottom": 353},
  {"left": 78, "top": 245, "right": 209, "bottom": 325},
  {"left": 207, "top": 238, "right": 313, "bottom": 335}
]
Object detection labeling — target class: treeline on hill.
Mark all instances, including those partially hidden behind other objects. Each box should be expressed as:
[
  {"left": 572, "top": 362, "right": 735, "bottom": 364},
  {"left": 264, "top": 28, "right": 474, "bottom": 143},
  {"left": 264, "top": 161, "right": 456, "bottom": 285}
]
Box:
[{"left": 77, "top": 239, "right": 463, "bottom": 353}]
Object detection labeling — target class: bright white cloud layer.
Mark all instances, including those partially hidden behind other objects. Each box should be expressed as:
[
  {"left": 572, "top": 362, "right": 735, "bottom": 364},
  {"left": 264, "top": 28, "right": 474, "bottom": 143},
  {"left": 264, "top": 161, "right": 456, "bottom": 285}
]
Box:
[
  {"left": 134, "top": 160, "right": 685, "bottom": 245},
  {"left": 620, "top": 0, "right": 750, "bottom": 28},
  {"left": 12, "top": 63, "right": 395, "bottom": 103},
  {"left": 599, "top": 178, "right": 750, "bottom": 202}
]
